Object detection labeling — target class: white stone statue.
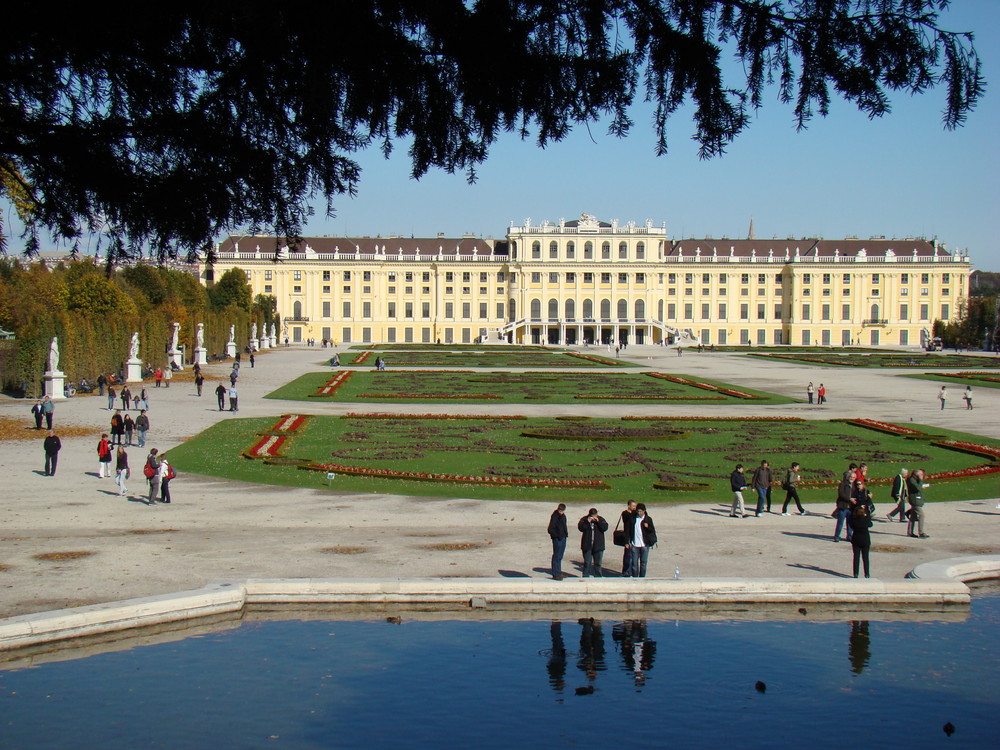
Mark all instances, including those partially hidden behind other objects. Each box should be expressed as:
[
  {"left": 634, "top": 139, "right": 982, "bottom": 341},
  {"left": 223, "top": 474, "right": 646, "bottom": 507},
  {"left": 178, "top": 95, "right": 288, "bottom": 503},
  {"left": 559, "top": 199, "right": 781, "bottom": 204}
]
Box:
[
  {"left": 129, "top": 332, "right": 140, "bottom": 361},
  {"left": 48, "top": 336, "right": 60, "bottom": 372},
  {"left": 227, "top": 324, "right": 235, "bottom": 344},
  {"left": 170, "top": 322, "right": 180, "bottom": 351},
  {"left": 270, "top": 322, "right": 276, "bottom": 340},
  {"left": 196, "top": 323, "right": 205, "bottom": 349},
  {"left": 251, "top": 322, "right": 258, "bottom": 341}
]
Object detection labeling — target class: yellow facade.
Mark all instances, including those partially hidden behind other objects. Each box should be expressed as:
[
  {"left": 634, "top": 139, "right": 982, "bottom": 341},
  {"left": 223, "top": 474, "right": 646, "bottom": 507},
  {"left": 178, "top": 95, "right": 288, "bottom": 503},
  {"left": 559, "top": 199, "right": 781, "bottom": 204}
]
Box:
[{"left": 205, "top": 214, "right": 970, "bottom": 347}]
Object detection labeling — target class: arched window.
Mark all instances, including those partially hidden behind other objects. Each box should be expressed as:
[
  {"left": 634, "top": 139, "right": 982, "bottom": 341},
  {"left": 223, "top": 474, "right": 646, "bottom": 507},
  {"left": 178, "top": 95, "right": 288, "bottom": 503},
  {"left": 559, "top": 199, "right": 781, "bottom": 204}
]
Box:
[
  {"left": 636, "top": 242, "right": 645, "bottom": 259},
  {"left": 565, "top": 299, "right": 576, "bottom": 320},
  {"left": 871, "top": 303, "right": 880, "bottom": 321},
  {"left": 617, "top": 299, "right": 628, "bottom": 320},
  {"left": 619, "top": 242, "right": 628, "bottom": 259},
  {"left": 293, "top": 301, "right": 302, "bottom": 319},
  {"left": 584, "top": 241, "right": 593, "bottom": 259},
  {"left": 566, "top": 241, "right": 575, "bottom": 259},
  {"left": 601, "top": 242, "right": 611, "bottom": 259},
  {"left": 548, "top": 298, "right": 559, "bottom": 320},
  {"left": 583, "top": 299, "right": 593, "bottom": 319},
  {"left": 530, "top": 298, "right": 541, "bottom": 319},
  {"left": 532, "top": 241, "right": 541, "bottom": 259},
  {"left": 510, "top": 241, "right": 517, "bottom": 260},
  {"left": 549, "top": 241, "right": 558, "bottom": 259},
  {"left": 600, "top": 299, "right": 611, "bottom": 320},
  {"left": 509, "top": 299, "right": 516, "bottom": 321},
  {"left": 635, "top": 299, "right": 646, "bottom": 319}
]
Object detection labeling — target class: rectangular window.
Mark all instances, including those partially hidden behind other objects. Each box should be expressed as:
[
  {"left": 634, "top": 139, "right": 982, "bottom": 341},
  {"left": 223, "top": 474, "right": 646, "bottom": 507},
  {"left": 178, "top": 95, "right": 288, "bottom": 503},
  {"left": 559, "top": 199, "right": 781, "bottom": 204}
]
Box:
[
  {"left": 462, "top": 328, "right": 471, "bottom": 344},
  {"left": 757, "top": 304, "right": 765, "bottom": 320},
  {"left": 740, "top": 329, "right": 750, "bottom": 345},
  {"left": 684, "top": 304, "right": 693, "bottom": 320},
  {"left": 343, "top": 286, "right": 351, "bottom": 294},
  {"left": 549, "top": 273, "right": 559, "bottom": 284},
  {"left": 388, "top": 286, "right": 396, "bottom": 294},
  {"left": 264, "top": 270, "right": 272, "bottom": 281},
  {"left": 462, "top": 302, "right": 471, "bottom": 319},
  {"left": 843, "top": 274, "right": 851, "bottom": 283},
  {"left": 636, "top": 273, "right": 645, "bottom": 284},
  {"left": 363, "top": 286, "right": 371, "bottom": 294},
  {"left": 445, "top": 272, "right": 454, "bottom": 282},
  {"left": 619, "top": 273, "right": 628, "bottom": 284},
  {"left": 363, "top": 271, "right": 371, "bottom": 282},
  {"left": 701, "top": 303, "right": 710, "bottom": 319},
  {"left": 388, "top": 302, "right": 396, "bottom": 318},
  {"left": 822, "top": 304, "right": 830, "bottom": 321},
  {"left": 497, "top": 272, "right": 505, "bottom": 282},
  {"left": 901, "top": 273, "right": 909, "bottom": 283},
  {"left": 685, "top": 288, "right": 693, "bottom": 296},
  {"left": 362, "top": 327, "right": 371, "bottom": 343},
  {"left": 757, "top": 330, "right": 767, "bottom": 345},
  {"left": 802, "top": 330, "right": 811, "bottom": 346},
  {"left": 479, "top": 287, "right": 487, "bottom": 295},
  {"left": 293, "top": 270, "right": 302, "bottom": 281},
  {"left": 740, "top": 304, "right": 749, "bottom": 320},
  {"left": 388, "top": 272, "right": 396, "bottom": 282},
  {"left": 668, "top": 273, "right": 677, "bottom": 284},
  {"left": 702, "top": 288, "right": 710, "bottom": 296},
  {"left": 757, "top": 274, "right": 766, "bottom": 284},
  {"left": 322, "top": 285, "right": 331, "bottom": 294},
  {"left": 405, "top": 286, "right": 412, "bottom": 295},
  {"left": 583, "top": 273, "right": 593, "bottom": 284},
  {"left": 741, "top": 274, "right": 749, "bottom": 284},
  {"left": 775, "top": 273, "right": 783, "bottom": 284},
  {"left": 342, "top": 271, "right": 350, "bottom": 281},
  {"left": 803, "top": 274, "right": 811, "bottom": 284},
  {"left": 322, "top": 301, "right": 331, "bottom": 318},
  {"left": 822, "top": 273, "right": 831, "bottom": 284},
  {"left": 601, "top": 273, "right": 611, "bottom": 283},
  {"left": 445, "top": 287, "right": 452, "bottom": 295},
  {"left": 667, "top": 303, "right": 676, "bottom": 319},
  {"left": 480, "top": 272, "right": 488, "bottom": 283},
  {"left": 445, "top": 302, "right": 454, "bottom": 318},
  {"left": 702, "top": 273, "right": 711, "bottom": 284},
  {"left": 921, "top": 273, "right": 930, "bottom": 284},
  {"left": 264, "top": 285, "right": 272, "bottom": 294},
  {"left": 342, "top": 301, "right": 351, "bottom": 318},
  {"left": 404, "top": 302, "right": 413, "bottom": 318},
  {"left": 404, "top": 327, "right": 413, "bottom": 343},
  {"left": 941, "top": 304, "right": 950, "bottom": 319},
  {"left": 718, "top": 303, "right": 727, "bottom": 320},
  {"left": 872, "top": 273, "right": 880, "bottom": 283},
  {"left": 422, "top": 302, "right": 430, "bottom": 318},
  {"left": 802, "top": 304, "right": 811, "bottom": 321},
  {"left": 423, "top": 287, "right": 430, "bottom": 295},
  {"left": 362, "top": 301, "right": 371, "bottom": 318},
  {"left": 322, "top": 271, "right": 330, "bottom": 281},
  {"left": 479, "top": 303, "right": 488, "bottom": 319},
  {"left": 422, "top": 327, "right": 431, "bottom": 343},
  {"left": 462, "top": 272, "right": 471, "bottom": 282},
  {"left": 920, "top": 304, "right": 929, "bottom": 321},
  {"left": 423, "top": 272, "right": 430, "bottom": 282},
  {"left": 842, "top": 304, "right": 850, "bottom": 320},
  {"left": 531, "top": 272, "right": 541, "bottom": 283},
  {"left": 899, "top": 304, "right": 908, "bottom": 320},
  {"left": 497, "top": 302, "right": 505, "bottom": 319},
  {"left": 774, "top": 304, "right": 782, "bottom": 320},
  {"left": 405, "top": 272, "right": 413, "bottom": 282},
  {"left": 293, "top": 285, "right": 301, "bottom": 294},
  {"left": 685, "top": 274, "right": 694, "bottom": 284}
]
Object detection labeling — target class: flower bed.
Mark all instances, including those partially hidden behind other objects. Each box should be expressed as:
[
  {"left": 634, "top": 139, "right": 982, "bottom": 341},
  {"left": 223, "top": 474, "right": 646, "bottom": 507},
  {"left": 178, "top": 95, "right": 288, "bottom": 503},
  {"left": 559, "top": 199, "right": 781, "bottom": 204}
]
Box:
[
  {"left": 940, "top": 372, "right": 1000, "bottom": 383},
  {"left": 932, "top": 439, "right": 1000, "bottom": 462},
  {"left": 575, "top": 394, "right": 724, "bottom": 401},
  {"left": 645, "top": 372, "right": 758, "bottom": 399},
  {"left": 622, "top": 416, "right": 803, "bottom": 422},
  {"left": 522, "top": 426, "right": 687, "bottom": 441},
  {"left": 846, "top": 418, "right": 928, "bottom": 437},
  {"left": 358, "top": 393, "right": 502, "bottom": 399},
  {"left": 303, "top": 462, "right": 609, "bottom": 489},
  {"left": 566, "top": 352, "right": 622, "bottom": 365},
  {"left": 312, "top": 371, "right": 352, "bottom": 396},
  {"left": 652, "top": 481, "right": 712, "bottom": 491},
  {"left": 344, "top": 412, "right": 526, "bottom": 420},
  {"left": 245, "top": 434, "right": 288, "bottom": 459},
  {"left": 272, "top": 414, "right": 310, "bottom": 433},
  {"left": 352, "top": 351, "right": 371, "bottom": 364}
]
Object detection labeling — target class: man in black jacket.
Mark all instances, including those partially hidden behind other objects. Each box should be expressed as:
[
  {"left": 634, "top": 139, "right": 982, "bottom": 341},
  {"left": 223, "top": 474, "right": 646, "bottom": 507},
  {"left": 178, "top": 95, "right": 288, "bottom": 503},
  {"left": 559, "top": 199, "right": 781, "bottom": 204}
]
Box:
[
  {"left": 626, "top": 503, "right": 657, "bottom": 578},
  {"left": 578, "top": 508, "right": 609, "bottom": 577},
  {"left": 619, "top": 500, "right": 637, "bottom": 575},
  {"left": 547, "top": 503, "right": 568, "bottom": 580},
  {"left": 43, "top": 429, "right": 61, "bottom": 476}
]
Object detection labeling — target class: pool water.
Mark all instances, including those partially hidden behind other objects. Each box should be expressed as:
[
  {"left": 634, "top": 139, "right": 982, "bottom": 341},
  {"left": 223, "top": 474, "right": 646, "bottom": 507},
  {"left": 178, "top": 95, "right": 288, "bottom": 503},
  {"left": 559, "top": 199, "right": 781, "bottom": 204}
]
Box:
[{"left": 1, "top": 596, "right": 998, "bottom": 749}]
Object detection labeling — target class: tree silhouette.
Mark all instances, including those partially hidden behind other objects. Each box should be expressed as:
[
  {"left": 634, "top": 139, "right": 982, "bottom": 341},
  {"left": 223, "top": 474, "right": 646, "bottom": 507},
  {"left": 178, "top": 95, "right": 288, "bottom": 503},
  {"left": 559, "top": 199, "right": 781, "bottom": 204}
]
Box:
[{"left": 0, "top": 2, "right": 983, "bottom": 262}]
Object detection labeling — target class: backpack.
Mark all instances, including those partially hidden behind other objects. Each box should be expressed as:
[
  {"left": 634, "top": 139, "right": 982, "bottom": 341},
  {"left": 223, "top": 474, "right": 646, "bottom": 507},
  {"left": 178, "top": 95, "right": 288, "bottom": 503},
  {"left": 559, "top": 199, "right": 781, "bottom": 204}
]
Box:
[{"left": 143, "top": 460, "right": 156, "bottom": 479}]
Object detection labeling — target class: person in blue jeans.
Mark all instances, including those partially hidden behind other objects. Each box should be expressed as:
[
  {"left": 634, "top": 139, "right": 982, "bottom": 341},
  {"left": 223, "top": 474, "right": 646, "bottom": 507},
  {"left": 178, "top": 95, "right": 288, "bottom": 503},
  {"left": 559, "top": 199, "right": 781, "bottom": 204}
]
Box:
[
  {"left": 750, "top": 460, "right": 773, "bottom": 516},
  {"left": 626, "top": 504, "right": 657, "bottom": 577},
  {"left": 547, "top": 503, "right": 568, "bottom": 580},
  {"left": 833, "top": 464, "right": 858, "bottom": 541}
]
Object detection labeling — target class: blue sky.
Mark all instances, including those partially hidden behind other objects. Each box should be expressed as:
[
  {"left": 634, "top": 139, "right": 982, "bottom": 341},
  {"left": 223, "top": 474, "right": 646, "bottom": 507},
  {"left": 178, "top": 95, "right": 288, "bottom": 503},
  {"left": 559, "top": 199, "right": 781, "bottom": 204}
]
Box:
[
  {"left": 7, "top": 2, "right": 999, "bottom": 271},
  {"left": 301, "top": 1, "right": 1000, "bottom": 271}
]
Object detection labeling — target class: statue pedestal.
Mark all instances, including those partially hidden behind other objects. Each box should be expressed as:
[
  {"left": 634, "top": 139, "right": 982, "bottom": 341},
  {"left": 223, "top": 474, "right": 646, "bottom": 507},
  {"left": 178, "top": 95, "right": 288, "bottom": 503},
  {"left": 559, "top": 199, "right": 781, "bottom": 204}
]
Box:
[
  {"left": 257, "top": 336, "right": 269, "bottom": 351},
  {"left": 43, "top": 370, "right": 66, "bottom": 400},
  {"left": 125, "top": 358, "right": 143, "bottom": 383},
  {"left": 249, "top": 338, "right": 259, "bottom": 351},
  {"left": 168, "top": 349, "right": 184, "bottom": 370},
  {"left": 269, "top": 335, "right": 277, "bottom": 348},
  {"left": 225, "top": 342, "right": 237, "bottom": 358},
  {"left": 195, "top": 347, "right": 208, "bottom": 365}
]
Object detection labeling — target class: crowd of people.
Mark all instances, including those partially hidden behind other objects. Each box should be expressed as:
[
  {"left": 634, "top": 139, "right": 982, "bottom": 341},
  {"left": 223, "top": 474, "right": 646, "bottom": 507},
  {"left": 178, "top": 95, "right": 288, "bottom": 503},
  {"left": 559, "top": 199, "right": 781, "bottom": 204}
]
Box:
[{"left": 548, "top": 501, "right": 658, "bottom": 580}]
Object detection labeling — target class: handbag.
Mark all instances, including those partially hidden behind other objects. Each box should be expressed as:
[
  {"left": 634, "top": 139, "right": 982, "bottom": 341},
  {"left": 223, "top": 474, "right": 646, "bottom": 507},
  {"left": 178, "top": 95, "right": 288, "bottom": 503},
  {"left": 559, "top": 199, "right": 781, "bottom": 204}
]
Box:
[{"left": 612, "top": 516, "right": 627, "bottom": 547}]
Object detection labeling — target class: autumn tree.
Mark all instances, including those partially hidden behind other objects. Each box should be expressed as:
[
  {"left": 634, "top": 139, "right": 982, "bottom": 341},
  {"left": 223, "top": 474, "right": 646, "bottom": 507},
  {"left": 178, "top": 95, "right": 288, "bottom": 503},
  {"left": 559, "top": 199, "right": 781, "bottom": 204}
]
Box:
[
  {"left": 208, "top": 268, "right": 253, "bottom": 312},
  {"left": 1, "top": 2, "right": 983, "bottom": 262}
]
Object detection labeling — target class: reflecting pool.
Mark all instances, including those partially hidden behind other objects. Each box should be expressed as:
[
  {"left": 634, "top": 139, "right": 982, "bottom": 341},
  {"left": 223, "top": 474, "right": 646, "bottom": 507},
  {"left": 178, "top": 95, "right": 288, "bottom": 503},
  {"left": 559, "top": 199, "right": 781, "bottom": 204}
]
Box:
[{"left": 1, "top": 595, "right": 998, "bottom": 749}]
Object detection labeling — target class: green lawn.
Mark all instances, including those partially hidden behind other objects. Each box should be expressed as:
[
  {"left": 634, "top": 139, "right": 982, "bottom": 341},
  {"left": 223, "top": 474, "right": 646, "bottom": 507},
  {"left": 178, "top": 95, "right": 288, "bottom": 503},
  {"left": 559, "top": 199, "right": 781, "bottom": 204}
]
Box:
[
  {"left": 347, "top": 350, "right": 634, "bottom": 367},
  {"left": 900, "top": 372, "right": 1000, "bottom": 389},
  {"left": 165, "top": 415, "right": 1000, "bottom": 505},
  {"left": 747, "top": 352, "right": 1000, "bottom": 368},
  {"left": 349, "top": 344, "right": 562, "bottom": 352},
  {"left": 265, "top": 371, "right": 795, "bottom": 404}
]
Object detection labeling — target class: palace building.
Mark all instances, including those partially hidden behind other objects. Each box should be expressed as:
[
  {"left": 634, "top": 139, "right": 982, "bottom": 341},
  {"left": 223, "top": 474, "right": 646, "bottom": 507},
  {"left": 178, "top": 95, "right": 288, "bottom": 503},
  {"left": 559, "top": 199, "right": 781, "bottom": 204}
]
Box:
[{"left": 204, "top": 213, "right": 971, "bottom": 348}]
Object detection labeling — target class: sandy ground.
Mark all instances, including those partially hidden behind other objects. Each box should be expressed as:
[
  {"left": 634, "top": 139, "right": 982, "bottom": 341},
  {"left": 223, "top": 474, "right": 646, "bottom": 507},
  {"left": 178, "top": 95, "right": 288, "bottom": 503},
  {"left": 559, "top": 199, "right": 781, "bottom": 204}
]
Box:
[{"left": 0, "top": 344, "right": 997, "bottom": 618}]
